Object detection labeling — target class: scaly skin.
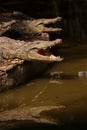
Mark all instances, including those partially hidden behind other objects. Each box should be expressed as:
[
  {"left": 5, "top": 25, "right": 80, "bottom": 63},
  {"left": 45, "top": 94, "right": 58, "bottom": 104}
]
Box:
[
  {"left": 0, "top": 11, "right": 62, "bottom": 40},
  {"left": 11, "top": 17, "right": 62, "bottom": 36},
  {"left": 0, "top": 36, "right": 63, "bottom": 63},
  {"left": 0, "top": 19, "right": 16, "bottom": 36},
  {"left": 0, "top": 11, "right": 63, "bottom": 90},
  {"left": 0, "top": 37, "right": 63, "bottom": 90}
]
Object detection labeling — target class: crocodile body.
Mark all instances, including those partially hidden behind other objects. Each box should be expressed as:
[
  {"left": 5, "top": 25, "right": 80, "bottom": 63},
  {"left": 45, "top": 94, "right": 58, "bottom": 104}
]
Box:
[{"left": 0, "top": 10, "right": 63, "bottom": 91}]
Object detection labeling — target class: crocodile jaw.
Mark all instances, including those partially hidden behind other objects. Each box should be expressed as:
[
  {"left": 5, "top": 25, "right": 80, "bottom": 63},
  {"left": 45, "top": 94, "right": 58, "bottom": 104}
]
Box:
[
  {"left": 28, "top": 52, "right": 63, "bottom": 62},
  {"left": 26, "top": 39, "right": 63, "bottom": 62}
]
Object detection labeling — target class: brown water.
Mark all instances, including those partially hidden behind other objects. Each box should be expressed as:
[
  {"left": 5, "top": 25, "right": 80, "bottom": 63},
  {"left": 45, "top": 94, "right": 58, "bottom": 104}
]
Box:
[{"left": 0, "top": 42, "right": 87, "bottom": 129}]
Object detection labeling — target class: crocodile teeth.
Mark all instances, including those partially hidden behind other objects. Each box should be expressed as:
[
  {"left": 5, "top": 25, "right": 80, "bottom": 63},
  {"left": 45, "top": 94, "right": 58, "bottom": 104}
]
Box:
[{"left": 50, "top": 55, "right": 63, "bottom": 62}]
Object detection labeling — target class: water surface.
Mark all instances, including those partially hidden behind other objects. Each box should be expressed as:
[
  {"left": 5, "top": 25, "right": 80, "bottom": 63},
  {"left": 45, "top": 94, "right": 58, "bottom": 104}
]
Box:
[{"left": 0, "top": 41, "right": 87, "bottom": 129}]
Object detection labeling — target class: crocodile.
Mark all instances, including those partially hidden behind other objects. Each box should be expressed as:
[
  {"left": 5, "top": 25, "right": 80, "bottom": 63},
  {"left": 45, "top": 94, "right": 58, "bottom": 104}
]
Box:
[
  {"left": 0, "top": 36, "right": 62, "bottom": 63},
  {"left": 0, "top": 11, "right": 63, "bottom": 91},
  {"left": 0, "top": 36, "right": 63, "bottom": 91},
  {"left": 0, "top": 11, "right": 62, "bottom": 40}
]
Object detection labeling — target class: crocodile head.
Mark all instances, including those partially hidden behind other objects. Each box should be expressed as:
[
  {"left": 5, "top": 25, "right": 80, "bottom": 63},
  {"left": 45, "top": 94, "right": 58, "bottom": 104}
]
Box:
[
  {"left": 21, "top": 38, "right": 63, "bottom": 62},
  {"left": 0, "top": 37, "right": 63, "bottom": 63}
]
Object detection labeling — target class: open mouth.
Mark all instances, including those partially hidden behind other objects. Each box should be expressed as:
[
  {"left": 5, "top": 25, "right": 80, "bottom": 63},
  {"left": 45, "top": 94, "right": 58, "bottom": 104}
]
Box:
[
  {"left": 31, "top": 39, "right": 64, "bottom": 62},
  {"left": 37, "top": 47, "right": 63, "bottom": 62},
  {"left": 38, "top": 48, "right": 51, "bottom": 56}
]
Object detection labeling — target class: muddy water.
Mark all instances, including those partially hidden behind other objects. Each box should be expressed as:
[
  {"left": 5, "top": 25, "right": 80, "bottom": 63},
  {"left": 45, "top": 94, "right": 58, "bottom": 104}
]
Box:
[{"left": 0, "top": 42, "right": 87, "bottom": 129}]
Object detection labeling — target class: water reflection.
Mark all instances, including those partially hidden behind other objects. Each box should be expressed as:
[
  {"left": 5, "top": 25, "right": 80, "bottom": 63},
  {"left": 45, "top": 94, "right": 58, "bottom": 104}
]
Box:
[
  {"left": 78, "top": 71, "right": 87, "bottom": 79},
  {"left": 0, "top": 42, "right": 87, "bottom": 127}
]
